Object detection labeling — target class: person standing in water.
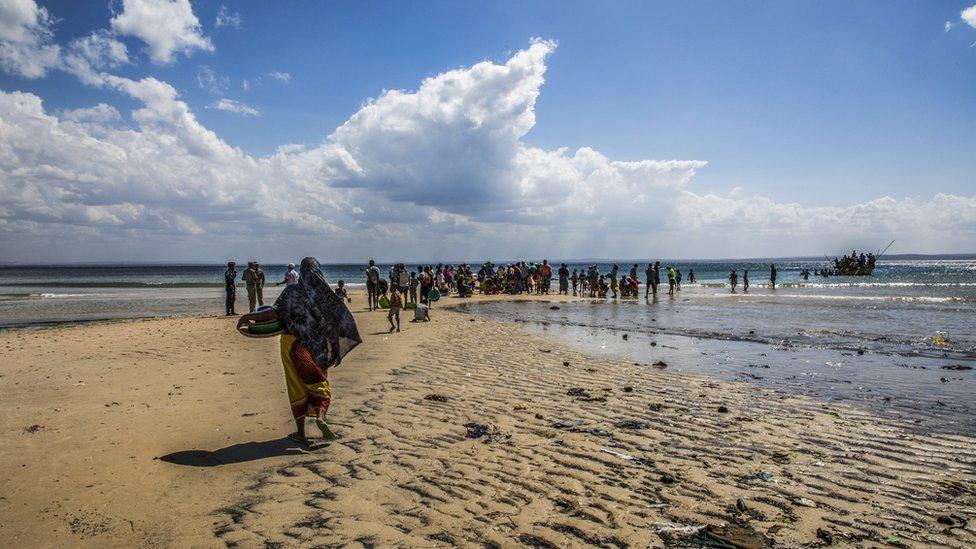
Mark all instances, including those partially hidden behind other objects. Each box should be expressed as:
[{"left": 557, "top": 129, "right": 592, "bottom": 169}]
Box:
[
  {"left": 558, "top": 263, "right": 569, "bottom": 295},
  {"left": 743, "top": 269, "right": 750, "bottom": 293},
  {"left": 729, "top": 269, "right": 738, "bottom": 293},
  {"left": 609, "top": 264, "right": 619, "bottom": 299},
  {"left": 667, "top": 265, "right": 676, "bottom": 296},
  {"left": 676, "top": 269, "right": 682, "bottom": 292},
  {"left": 224, "top": 261, "right": 237, "bottom": 315},
  {"left": 688, "top": 269, "right": 696, "bottom": 284},
  {"left": 769, "top": 263, "right": 777, "bottom": 289}
]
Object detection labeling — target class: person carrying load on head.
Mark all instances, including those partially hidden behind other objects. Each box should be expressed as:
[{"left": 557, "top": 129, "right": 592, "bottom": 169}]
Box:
[{"left": 237, "top": 257, "right": 361, "bottom": 444}]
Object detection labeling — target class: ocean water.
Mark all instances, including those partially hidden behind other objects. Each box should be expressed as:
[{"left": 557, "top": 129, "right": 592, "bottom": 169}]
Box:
[{"left": 456, "top": 257, "right": 976, "bottom": 435}]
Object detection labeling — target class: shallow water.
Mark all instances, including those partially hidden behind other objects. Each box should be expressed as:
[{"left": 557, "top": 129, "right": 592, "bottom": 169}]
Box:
[{"left": 458, "top": 269, "right": 976, "bottom": 436}]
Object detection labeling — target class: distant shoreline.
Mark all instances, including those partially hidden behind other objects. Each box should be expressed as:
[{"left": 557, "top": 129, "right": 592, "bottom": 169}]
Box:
[{"left": 1, "top": 253, "right": 974, "bottom": 267}]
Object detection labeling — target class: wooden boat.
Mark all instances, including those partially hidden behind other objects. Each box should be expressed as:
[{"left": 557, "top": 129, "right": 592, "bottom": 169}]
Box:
[
  {"left": 828, "top": 240, "right": 893, "bottom": 277},
  {"left": 833, "top": 265, "right": 874, "bottom": 276}
]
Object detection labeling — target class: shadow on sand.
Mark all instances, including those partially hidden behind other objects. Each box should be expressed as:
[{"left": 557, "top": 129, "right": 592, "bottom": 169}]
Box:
[{"left": 159, "top": 437, "right": 323, "bottom": 467}]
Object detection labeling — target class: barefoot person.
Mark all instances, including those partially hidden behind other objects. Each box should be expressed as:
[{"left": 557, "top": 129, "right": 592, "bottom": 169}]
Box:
[
  {"left": 388, "top": 287, "right": 402, "bottom": 332},
  {"left": 238, "top": 257, "right": 361, "bottom": 444},
  {"left": 729, "top": 269, "right": 738, "bottom": 293},
  {"left": 365, "top": 260, "right": 381, "bottom": 311}
]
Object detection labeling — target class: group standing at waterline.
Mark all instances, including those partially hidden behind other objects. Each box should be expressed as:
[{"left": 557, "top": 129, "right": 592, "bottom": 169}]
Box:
[{"left": 357, "top": 259, "right": 782, "bottom": 302}]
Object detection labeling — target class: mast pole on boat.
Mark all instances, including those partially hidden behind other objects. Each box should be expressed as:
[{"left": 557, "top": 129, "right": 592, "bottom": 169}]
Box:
[{"left": 877, "top": 240, "right": 895, "bottom": 259}]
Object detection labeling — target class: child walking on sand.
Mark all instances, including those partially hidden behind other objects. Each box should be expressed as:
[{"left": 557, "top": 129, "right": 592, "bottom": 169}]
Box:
[{"left": 388, "top": 287, "right": 402, "bottom": 332}]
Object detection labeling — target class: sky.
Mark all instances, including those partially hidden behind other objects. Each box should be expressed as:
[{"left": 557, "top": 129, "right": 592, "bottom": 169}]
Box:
[{"left": 0, "top": 0, "right": 974, "bottom": 263}]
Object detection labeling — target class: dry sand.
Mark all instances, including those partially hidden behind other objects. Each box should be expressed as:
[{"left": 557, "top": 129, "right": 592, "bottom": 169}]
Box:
[{"left": 1, "top": 290, "right": 974, "bottom": 548}]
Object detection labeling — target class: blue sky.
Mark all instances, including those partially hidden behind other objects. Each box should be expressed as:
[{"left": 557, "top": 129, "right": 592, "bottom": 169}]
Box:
[{"left": 1, "top": 0, "right": 974, "bottom": 261}]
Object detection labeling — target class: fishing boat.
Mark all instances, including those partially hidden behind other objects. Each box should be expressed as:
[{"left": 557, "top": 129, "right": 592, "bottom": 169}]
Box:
[
  {"left": 829, "top": 240, "right": 893, "bottom": 277},
  {"left": 834, "top": 264, "right": 874, "bottom": 276}
]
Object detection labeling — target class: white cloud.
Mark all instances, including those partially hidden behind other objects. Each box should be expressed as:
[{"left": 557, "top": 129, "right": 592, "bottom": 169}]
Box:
[
  {"left": 69, "top": 30, "right": 129, "bottom": 69},
  {"left": 267, "top": 71, "right": 291, "bottom": 83},
  {"left": 0, "top": 0, "right": 60, "bottom": 78},
  {"left": 1, "top": 39, "right": 974, "bottom": 260},
  {"left": 963, "top": 5, "right": 976, "bottom": 29},
  {"left": 945, "top": 21, "right": 954, "bottom": 32},
  {"left": 215, "top": 4, "right": 242, "bottom": 29},
  {"left": 196, "top": 65, "right": 228, "bottom": 94},
  {"left": 110, "top": 0, "right": 213, "bottom": 64},
  {"left": 241, "top": 79, "right": 250, "bottom": 91},
  {"left": 208, "top": 98, "right": 259, "bottom": 116},
  {"left": 59, "top": 103, "right": 122, "bottom": 123}
]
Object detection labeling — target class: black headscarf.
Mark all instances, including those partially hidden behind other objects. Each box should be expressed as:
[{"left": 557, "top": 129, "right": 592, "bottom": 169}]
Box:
[{"left": 273, "top": 257, "right": 362, "bottom": 369}]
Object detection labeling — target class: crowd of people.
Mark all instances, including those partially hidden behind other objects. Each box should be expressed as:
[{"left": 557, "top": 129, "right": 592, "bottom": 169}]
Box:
[
  {"left": 360, "top": 260, "right": 738, "bottom": 303},
  {"left": 833, "top": 250, "right": 876, "bottom": 273},
  {"left": 225, "top": 259, "right": 797, "bottom": 318}
]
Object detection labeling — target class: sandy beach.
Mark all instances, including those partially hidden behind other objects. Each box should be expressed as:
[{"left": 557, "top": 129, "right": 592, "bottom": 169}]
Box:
[{"left": 1, "top": 290, "right": 974, "bottom": 548}]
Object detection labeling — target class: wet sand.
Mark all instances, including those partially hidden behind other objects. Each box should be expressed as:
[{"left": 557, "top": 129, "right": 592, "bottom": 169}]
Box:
[{"left": 0, "top": 290, "right": 973, "bottom": 547}]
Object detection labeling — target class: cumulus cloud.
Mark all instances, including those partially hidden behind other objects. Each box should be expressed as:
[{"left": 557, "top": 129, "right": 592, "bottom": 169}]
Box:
[
  {"left": 215, "top": 4, "right": 242, "bottom": 29},
  {"left": 267, "top": 71, "right": 291, "bottom": 83},
  {"left": 0, "top": 0, "right": 60, "bottom": 78},
  {"left": 208, "top": 98, "right": 259, "bottom": 116},
  {"left": 964, "top": 5, "right": 976, "bottom": 29},
  {"left": 110, "top": 0, "right": 213, "bottom": 64},
  {"left": 1, "top": 38, "right": 974, "bottom": 260}
]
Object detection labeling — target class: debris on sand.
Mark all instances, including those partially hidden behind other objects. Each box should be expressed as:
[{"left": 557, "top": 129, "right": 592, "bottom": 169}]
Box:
[
  {"left": 538, "top": 349, "right": 552, "bottom": 353},
  {"left": 793, "top": 497, "right": 818, "bottom": 508},
  {"left": 551, "top": 419, "right": 584, "bottom": 429},
  {"left": 463, "top": 423, "right": 489, "bottom": 438},
  {"left": 941, "top": 365, "right": 972, "bottom": 371},
  {"left": 562, "top": 361, "right": 570, "bottom": 366},
  {"left": 651, "top": 361, "right": 668, "bottom": 369},
  {"left": 615, "top": 419, "right": 650, "bottom": 430},
  {"left": 622, "top": 386, "right": 634, "bottom": 393},
  {"left": 424, "top": 394, "right": 450, "bottom": 402},
  {"left": 662, "top": 524, "right": 774, "bottom": 549},
  {"left": 601, "top": 448, "right": 655, "bottom": 467},
  {"left": 622, "top": 333, "right": 628, "bottom": 340},
  {"left": 936, "top": 514, "right": 966, "bottom": 527},
  {"left": 566, "top": 387, "right": 607, "bottom": 402},
  {"left": 648, "top": 402, "right": 664, "bottom": 412},
  {"left": 549, "top": 305, "right": 560, "bottom": 310},
  {"left": 23, "top": 424, "right": 44, "bottom": 434},
  {"left": 717, "top": 405, "right": 730, "bottom": 413},
  {"left": 736, "top": 498, "right": 748, "bottom": 512},
  {"left": 462, "top": 422, "right": 510, "bottom": 443},
  {"left": 816, "top": 528, "right": 834, "bottom": 545}
]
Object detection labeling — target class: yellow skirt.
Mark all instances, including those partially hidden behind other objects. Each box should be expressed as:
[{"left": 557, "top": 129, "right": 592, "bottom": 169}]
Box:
[{"left": 280, "top": 334, "right": 331, "bottom": 419}]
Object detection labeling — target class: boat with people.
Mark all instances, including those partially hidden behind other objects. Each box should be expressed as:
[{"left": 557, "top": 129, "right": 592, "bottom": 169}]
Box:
[{"left": 829, "top": 240, "right": 894, "bottom": 276}]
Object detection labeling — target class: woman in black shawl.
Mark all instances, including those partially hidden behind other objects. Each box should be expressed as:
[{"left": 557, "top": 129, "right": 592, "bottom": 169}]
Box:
[{"left": 238, "top": 257, "right": 361, "bottom": 443}]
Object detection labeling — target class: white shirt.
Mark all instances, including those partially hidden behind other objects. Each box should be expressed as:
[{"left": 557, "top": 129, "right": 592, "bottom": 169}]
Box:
[{"left": 284, "top": 269, "right": 299, "bottom": 285}]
